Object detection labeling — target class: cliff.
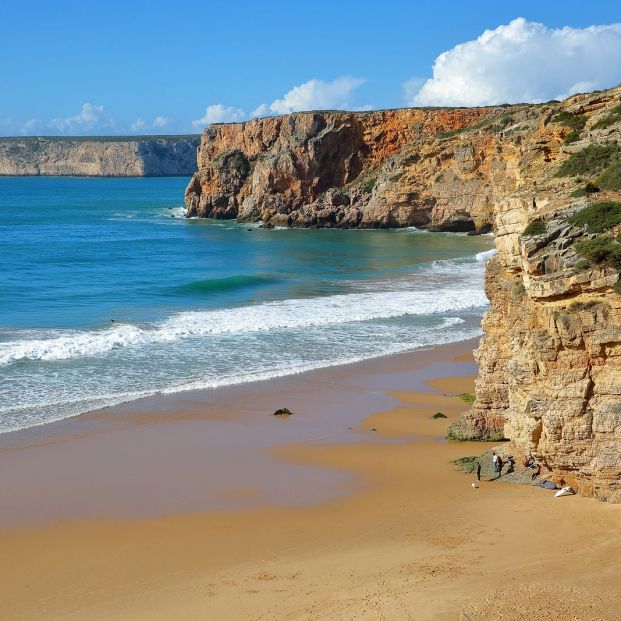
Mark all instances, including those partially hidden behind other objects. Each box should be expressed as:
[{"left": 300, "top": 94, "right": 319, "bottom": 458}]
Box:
[
  {"left": 185, "top": 106, "right": 519, "bottom": 230},
  {"left": 446, "top": 86, "right": 621, "bottom": 502},
  {"left": 0, "top": 135, "right": 200, "bottom": 176},
  {"left": 187, "top": 86, "right": 621, "bottom": 501}
]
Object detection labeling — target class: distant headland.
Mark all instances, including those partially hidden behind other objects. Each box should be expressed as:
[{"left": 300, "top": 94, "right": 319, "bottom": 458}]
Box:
[{"left": 0, "top": 135, "right": 200, "bottom": 176}]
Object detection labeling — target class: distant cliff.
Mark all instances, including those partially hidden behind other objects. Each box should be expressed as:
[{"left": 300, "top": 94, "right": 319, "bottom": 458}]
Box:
[
  {"left": 187, "top": 86, "right": 621, "bottom": 501},
  {"left": 0, "top": 136, "right": 200, "bottom": 176}
]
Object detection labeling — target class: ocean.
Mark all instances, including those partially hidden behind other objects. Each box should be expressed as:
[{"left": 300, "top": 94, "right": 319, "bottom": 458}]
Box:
[{"left": 0, "top": 176, "right": 495, "bottom": 433}]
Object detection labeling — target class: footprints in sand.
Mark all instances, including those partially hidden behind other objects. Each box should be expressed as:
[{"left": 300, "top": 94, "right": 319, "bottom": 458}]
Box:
[
  {"left": 400, "top": 556, "right": 473, "bottom": 580},
  {"left": 252, "top": 570, "right": 301, "bottom": 582}
]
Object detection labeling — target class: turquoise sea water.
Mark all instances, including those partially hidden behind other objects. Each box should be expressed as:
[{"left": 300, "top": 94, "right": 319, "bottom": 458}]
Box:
[{"left": 0, "top": 176, "right": 495, "bottom": 433}]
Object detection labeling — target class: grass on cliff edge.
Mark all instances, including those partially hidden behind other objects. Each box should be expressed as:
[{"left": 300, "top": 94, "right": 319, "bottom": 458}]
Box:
[
  {"left": 569, "top": 201, "right": 621, "bottom": 233},
  {"left": 592, "top": 102, "right": 621, "bottom": 130},
  {"left": 596, "top": 161, "right": 621, "bottom": 191},
  {"left": 552, "top": 110, "right": 587, "bottom": 131},
  {"left": 571, "top": 182, "right": 600, "bottom": 198},
  {"left": 522, "top": 220, "right": 547, "bottom": 236},
  {"left": 459, "top": 392, "right": 476, "bottom": 405},
  {"left": 556, "top": 142, "right": 620, "bottom": 178},
  {"left": 575, "top": 235, "right": 621, "bottom": 270}
]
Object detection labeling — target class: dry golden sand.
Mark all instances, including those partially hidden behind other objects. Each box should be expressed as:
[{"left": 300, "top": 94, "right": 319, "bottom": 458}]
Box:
[{"left": 1, "top": 374, "right": 620, "bottom": 620}]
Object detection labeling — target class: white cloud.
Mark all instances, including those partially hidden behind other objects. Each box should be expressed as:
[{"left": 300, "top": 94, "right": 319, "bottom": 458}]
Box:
[
  {"left": 408, "top": 18, "right": 621, "bottom": 106},
  {"left": 130, "top": 115, "right": 172, "bottom": 133},
  {"left": 0, "top": 105, "right": 187, "bottom": 136},
  {"left": 252, "top": 76, "right": 366, "bottom": 116},
  {"left": 153, "top": 115, "right": 170, "bottom": 128},
  {"left": 48, "top": 103, "right": 119, "bottom": 134},
  {"left": 402, "top": 78, "right": 425, "bottom": 105},
  {"left": 130, "top": 118, "right": 147, "bottom": 132},
  {"left": 191, "top": 104, "right": 246, "bottom": 129}
]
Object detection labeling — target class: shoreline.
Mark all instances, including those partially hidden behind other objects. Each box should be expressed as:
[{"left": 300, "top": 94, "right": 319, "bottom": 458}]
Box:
[
  {"left": 0, "top": 339, "right": 479, "bottom": 525},
  {"left": 0, "top": 335, "right": 482, "bottom": 440},
  {"left": 2, "top": 339, "right": 619, "bottom": 620}
]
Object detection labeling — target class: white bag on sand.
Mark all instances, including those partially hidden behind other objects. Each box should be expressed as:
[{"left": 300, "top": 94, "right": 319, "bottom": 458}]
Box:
[{"left": 555, "top": 486, "right": 574, "bottom": 497}]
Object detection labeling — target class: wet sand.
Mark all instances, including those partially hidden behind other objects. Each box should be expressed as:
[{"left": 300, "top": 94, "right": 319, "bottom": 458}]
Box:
[{"left": 1, "top": 340, "right": 619, "bottom": 620}]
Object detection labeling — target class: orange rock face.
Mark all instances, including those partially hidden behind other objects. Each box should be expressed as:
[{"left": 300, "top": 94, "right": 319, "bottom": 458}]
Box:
[{"left": 185, "top": 107, "right": 504, "bottom": 229}]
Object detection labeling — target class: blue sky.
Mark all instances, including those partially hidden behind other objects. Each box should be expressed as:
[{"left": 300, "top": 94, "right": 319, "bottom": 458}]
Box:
[{"left": 1, "top": 0, "right": 620, "bottom": 135}]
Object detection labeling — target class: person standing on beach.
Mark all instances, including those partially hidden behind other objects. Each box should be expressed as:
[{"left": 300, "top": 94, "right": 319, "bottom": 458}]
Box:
[
  {"left": 497, "top": 455, "right": 503, "bottom": 477},
  {"left": 476, "top": 461, "right": 482, "bottom": 481},
  {"left": 492, "top": 452, "right": 499, "bottom": 474}
]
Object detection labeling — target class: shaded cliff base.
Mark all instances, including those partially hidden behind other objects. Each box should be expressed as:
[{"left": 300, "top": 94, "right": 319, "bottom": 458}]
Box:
[{"left": 1, "top": 347, "right": 619, "bottom": 620}]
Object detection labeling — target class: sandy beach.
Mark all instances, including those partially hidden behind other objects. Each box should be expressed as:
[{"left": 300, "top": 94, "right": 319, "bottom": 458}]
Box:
[{"left": 1, "top": 340, "right": 619, "bottom": 620}]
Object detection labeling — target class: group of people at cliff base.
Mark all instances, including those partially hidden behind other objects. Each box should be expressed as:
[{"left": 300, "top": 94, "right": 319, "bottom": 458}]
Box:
[{"left": 474, "top": 452, "right": 541, "bottom": 482}]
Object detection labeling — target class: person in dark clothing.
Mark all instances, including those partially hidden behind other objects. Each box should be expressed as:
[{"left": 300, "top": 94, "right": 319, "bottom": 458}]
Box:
[
  {"left": 497, "top": 455, "right": 504, "bottom": 477},
  {"left": 476, "top": 461, "right": 482, "bottom": 481}
]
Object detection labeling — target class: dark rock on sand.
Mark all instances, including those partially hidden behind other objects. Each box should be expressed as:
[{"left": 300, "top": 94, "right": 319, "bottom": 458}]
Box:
[{"left": 273, "top": 408, "right": 293, "bottom": 417}]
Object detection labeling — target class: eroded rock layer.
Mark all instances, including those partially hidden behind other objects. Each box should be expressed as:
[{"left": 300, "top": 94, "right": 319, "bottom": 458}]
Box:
[
  {"left": 447, "top": 86, "right": 621, "bottom": 502},
  {"left": 185, "top": 107, "right": 509, "bottom": 230},
  {"left": 188, "top": 86, "right": 621, "bottom": 501},
  {"left": 0, "top": 136, "right": 199, "bottom": 176}
]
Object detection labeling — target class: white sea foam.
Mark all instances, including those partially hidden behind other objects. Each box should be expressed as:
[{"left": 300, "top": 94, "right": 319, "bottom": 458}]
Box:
[
  {"left": 475, "top": 248, "right": 497, "bottom": 263},
  {"left": 160, "top": 205, "right": 187, "bottom": 218},
  {"left": 0, "top": 317, "right": 481, "bottom": 433},
  {"left": 0, "top": 285, "right": 488, "bottom": 366}
]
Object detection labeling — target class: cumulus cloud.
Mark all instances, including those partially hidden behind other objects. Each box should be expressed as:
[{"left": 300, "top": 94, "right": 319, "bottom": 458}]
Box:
[
  {"left": 252, "top": 76, "right": 366, "bottom": 117},
  {"left": 153, "top": 115, "right": 170, "bottom": 128},
  {"left": 408, "top": 18, "right": 621, "bottom": 106},
  {"left": 48, "top": 103, "right": 119, "bottom": 134},
  {"left": 130, "top": 115, "right": 172, "bottom": 133},
  {"left": 191, "top": 104, "right": 246, "bottom": 129},
  {"left": 0, "top": 105, "right": 187, "bottom": 136}
]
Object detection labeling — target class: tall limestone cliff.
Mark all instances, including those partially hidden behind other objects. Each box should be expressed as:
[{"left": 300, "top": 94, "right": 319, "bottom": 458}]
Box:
[
  {"left": 187, "top": 86, "right": 621, "bottom": 501},
  {"left": 0, "top": 136, "right": 200, "bottom": 176}
]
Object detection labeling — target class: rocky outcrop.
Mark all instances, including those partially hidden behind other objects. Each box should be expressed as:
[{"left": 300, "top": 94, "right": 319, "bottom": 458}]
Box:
[
  {"left": 447, "top": 86, "right": 621, "bottom": 502},
  {"left": 0, "top": 136, "right": 200, "bottom": 176},
  {"left": 185, "top": 107, "right": 514, "bottom": 230},
  {"left": 188, "top": 85, "right": 621, "bottom": 501}
]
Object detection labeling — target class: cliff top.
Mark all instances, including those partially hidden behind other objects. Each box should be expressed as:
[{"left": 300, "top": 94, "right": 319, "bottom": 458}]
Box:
[{"left": 0, "top": 135, "right": 200, "bottom": 143}]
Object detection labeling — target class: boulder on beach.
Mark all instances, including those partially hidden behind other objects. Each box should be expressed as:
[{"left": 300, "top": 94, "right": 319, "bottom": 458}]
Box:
[{"left": 273, "top": 408, "right": 293, "bottom": 417}]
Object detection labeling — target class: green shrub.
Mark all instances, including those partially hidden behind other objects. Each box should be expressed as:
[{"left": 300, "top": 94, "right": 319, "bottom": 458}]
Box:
[
  {"left": 459, "top": 393, "right": 476, "bottom": 405},
  {"left": 552, "top": 110, "right": 587, "bottom": 131},
  {"left": 568, "top": 201, "right": 621, "bottom": 233},
  {"left": 522, "top": 220, "right": 547, "bottom": 236},
  {"left": 453, "top": 456, "right": 477, "bottom": 472},
  {"left": 512, "top": 280, "right": 526, "bottom": 298},
  {"left": 592, "top": 103, "right": 621, "bottom": 130},
  {"left": 575, "top": 258, "right": 591, "bottom": 270},
  {"left": 575, "top": 236, "right": 621, "bottom": 270},
  {"left": 436, "top": 128, "right": 465, "bottom": 139},
  {"left": 596, "top": 161, "right": 621, "bottom": 192},
  {"left": 569, "top": 299, "right": 609, "bottom": 312},
  {"left": 363, "top": 178, "right": 377, "bottom": 193},
  {"left": 219, "top": 149, "right": 250, "bottom": 177},
  {"left": 564, "top": 131, "right": 581, "bottom": 144},
  {"left": 571, "top": 182, "right": 600, "bottom": 198},
  {"left": 556, "top": 142, "right": 620, "bottom": 178}
]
